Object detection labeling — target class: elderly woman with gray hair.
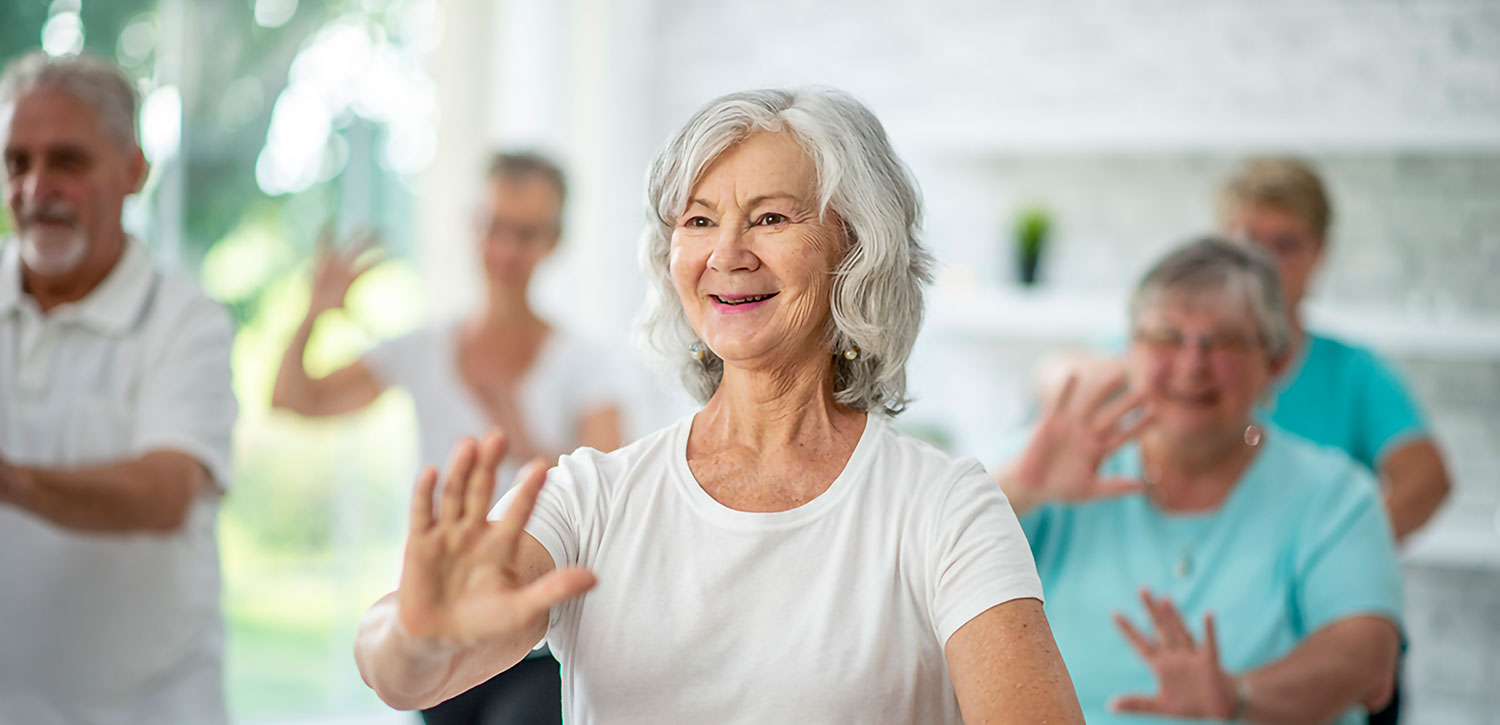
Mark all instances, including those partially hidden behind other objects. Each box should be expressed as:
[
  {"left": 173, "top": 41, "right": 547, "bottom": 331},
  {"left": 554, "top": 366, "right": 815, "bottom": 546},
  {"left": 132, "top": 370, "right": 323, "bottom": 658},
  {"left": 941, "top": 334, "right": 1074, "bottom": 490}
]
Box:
[
  {"left": 994, "top": 238, "right": 1403, "bottom": 724},
  {"left": 354, "top": 87, "right": 1084, "bottom": 723}
]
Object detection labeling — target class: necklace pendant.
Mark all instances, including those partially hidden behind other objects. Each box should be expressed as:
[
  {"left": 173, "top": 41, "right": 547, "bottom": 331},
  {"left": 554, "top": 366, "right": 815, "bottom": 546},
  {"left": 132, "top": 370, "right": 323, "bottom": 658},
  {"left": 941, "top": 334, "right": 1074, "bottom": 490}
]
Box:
[{"left": 1175, "top": 553, "right": 1192, "bottom": 578}]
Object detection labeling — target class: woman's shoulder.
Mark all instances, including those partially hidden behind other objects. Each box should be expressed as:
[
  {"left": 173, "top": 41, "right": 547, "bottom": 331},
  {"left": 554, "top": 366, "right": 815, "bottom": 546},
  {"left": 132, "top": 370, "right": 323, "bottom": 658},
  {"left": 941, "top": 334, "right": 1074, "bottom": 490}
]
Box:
[
  {"left": 863, "top": 417, "right": 996, "bottom": 500},
  {"left": 1258, "top": 425, "right": 1380, "bottom": 503},
  {"left": 553, "top": 416, "right": 690, "bottom": 485}
]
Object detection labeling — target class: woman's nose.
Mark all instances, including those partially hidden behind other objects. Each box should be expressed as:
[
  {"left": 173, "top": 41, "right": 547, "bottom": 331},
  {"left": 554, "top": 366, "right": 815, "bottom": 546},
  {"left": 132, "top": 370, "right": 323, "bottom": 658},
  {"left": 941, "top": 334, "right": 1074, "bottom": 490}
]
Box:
[{"left": 706, "top": 224, "right": 759, "bottom": 273}]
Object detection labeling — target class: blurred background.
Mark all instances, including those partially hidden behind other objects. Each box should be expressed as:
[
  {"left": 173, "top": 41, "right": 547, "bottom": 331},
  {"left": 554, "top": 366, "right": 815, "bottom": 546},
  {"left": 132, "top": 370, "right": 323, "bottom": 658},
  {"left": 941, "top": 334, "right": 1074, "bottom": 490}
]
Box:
[{"left": 2, "top": 0, "right": 1497, "bottom": 722}]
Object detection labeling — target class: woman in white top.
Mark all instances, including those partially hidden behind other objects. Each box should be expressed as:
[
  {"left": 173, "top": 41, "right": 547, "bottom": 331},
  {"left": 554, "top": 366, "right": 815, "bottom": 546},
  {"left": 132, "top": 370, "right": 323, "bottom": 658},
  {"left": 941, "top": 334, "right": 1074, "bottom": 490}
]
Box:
[
  {"left": 275, "top": 153, "right": 622, "bottom": 724},
  {"left": 354, "top": 87, "right": 1084, "bottom": 724}
]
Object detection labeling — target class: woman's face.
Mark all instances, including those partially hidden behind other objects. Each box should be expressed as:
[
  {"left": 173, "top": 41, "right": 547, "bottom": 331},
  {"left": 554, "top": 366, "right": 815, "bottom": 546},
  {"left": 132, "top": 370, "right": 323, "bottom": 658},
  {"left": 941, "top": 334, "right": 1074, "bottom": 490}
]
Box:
[
  {"left": 669, "top": 131, "right": 846, "bottom": 373},
  {"left": 475, "top": 176, "right": 561, "bottom": 290},
  {"left": 1128, "top": 291, "right": 1281, "bottom": 442},
  {"left": 1222, "top": 202, "right": 1323, "bottom": 313}
]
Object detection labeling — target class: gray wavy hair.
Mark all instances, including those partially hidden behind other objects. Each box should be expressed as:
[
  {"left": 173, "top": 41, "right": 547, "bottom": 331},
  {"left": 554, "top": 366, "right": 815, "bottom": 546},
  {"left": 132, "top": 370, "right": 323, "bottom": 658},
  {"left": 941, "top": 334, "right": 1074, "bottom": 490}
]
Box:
[
  {"left": 634, "top": 87, "right": 933, "bottom": 415},
  {"left": 0, "top": 52, "right": 139, "bottom": 150},
  {"left": 1129, "top": 236, "right": 1293, "bottom": 358}
]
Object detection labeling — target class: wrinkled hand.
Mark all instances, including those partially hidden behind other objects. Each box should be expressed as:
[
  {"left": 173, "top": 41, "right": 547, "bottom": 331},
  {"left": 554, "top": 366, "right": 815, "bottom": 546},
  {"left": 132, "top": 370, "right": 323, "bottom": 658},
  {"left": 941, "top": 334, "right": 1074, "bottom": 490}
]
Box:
[
  {"left": 308, "top": 228, "right": 382, "bottom": 316},
  {"left": 395, "top": 432, "right": 595, "bottom": 650},
  {"left": 1013, "top": 369, "right": 1153, "bottom": 504},
  {"left": 1112, "top": 590, "right": 1238, "bottom": 721}
]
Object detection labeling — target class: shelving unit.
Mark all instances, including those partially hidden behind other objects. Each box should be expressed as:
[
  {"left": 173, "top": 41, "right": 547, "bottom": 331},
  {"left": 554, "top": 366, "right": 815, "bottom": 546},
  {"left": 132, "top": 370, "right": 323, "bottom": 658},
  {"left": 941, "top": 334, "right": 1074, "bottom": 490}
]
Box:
[{"left": 927, "top": 284, "right": 1500, "bottom": 362}]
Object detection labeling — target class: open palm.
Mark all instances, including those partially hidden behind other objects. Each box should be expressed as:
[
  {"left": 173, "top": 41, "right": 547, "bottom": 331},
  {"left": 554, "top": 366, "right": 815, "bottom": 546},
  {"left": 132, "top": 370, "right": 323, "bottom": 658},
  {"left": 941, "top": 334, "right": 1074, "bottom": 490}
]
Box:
[
  {"left": 309, "top": 229, "right": 382, "bottom": 316},
  {"left": 396, "top": 433, "right": 595, "bottom": 650},
  {"left": 1112, "top": 590, "right": 1238, "bottom": 721},
  {"left": 1014, "top": 371, "right": 1153, "bottom": 503}
]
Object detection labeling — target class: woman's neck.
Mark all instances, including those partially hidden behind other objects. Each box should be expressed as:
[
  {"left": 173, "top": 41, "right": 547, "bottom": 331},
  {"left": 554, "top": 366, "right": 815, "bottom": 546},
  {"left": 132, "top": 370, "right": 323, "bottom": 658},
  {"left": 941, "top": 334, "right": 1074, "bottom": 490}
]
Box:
[
  {"left": 698, "top": 355, "right": 862, "bottom": 453},
  {"left": 475, "top": 286, "right": 541, "bottom": 333},
  {"left": 1142, "top": 425, "right": 1259, "bottom": 510}
]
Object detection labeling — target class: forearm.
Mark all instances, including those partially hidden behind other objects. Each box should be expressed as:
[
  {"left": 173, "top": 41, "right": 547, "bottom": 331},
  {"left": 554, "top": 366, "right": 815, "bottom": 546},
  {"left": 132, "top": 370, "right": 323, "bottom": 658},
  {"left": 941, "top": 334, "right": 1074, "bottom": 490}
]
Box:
[
  {"left": 1380, "top": 441, "right": 1451, "bottom": 542},
  {"left": 272, "top": 313, "right": 321, "bottom": 413},
  {"left": 355, "top": 593, "right": 542, "bottom": 710},
  {"left": 0, "top": 451, "right": 204, "bottom": 532},
  {"left": 1237, "top": 617, "right": 1399, "bottom": 724}
]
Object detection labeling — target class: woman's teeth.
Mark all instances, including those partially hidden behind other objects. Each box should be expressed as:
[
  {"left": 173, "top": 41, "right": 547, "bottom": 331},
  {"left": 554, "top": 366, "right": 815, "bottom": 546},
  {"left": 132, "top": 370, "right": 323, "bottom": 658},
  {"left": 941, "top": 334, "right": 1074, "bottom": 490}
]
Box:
[{"left": 713, "top": 293, "right": 775, "bottom": 305}]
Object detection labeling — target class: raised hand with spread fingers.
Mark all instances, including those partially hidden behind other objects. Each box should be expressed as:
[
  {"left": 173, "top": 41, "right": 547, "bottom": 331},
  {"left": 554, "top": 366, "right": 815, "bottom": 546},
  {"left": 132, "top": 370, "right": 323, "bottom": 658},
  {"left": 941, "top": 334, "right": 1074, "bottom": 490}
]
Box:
[
  {"left": 355, "top": 432, "right": 596, "bottom": 710},
  {"left": 1110, "top": 589, "right": 1239, "bottom": 721},
  {"left": 994, "top": 369, "right": 1155, "bottom": 516}
]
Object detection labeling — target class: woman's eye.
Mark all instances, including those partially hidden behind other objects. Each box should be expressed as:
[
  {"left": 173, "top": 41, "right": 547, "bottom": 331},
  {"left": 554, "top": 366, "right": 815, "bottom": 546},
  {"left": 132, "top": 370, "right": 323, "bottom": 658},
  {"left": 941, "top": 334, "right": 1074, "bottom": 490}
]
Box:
[
  {"left": 683, "top": 216, "right": 713, "bottom": 228},
  {"left": 755, "top": 213, "right": 788, "bottom": 226}
]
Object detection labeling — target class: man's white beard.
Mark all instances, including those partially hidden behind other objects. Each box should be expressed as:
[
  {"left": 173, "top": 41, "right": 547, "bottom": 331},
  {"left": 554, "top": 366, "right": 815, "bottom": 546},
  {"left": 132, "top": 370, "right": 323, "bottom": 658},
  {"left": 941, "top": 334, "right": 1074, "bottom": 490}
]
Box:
[{"left": 19, "top": 225, "right": 90, "bottom": 276}]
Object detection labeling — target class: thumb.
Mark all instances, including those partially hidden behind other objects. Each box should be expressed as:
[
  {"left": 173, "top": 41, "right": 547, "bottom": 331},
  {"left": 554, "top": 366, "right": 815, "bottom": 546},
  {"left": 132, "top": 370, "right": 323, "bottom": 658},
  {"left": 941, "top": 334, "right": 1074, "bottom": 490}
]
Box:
[
  {"left": 513, "top": 566, "right": 597, "bottom": 619},
  {"left": 1109, "top": 694, "right": 1164, "bottom": 714},
  {"left": 1091, "top": 476, "right": 1146, "bottom": 499}
]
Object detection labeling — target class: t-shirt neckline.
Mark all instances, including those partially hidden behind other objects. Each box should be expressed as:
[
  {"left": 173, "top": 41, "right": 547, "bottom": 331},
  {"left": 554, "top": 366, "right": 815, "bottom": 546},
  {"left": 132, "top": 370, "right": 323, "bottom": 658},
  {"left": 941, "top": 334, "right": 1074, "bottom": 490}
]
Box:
[{"left": 669, "top": 412, "right": 879, "bottom": 530}]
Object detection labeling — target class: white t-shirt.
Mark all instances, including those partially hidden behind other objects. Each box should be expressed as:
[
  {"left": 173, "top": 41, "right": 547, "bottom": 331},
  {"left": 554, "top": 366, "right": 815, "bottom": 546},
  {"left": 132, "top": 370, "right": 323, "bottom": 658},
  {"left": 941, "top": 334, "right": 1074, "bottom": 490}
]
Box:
[
  {"left": 0, "top": 241, "right": 236, "bottom": 724},
  {"left": 363, "top": 323, "right": 620, "bottom": 485},
  {"left": 507, "top": 414, "right": 1043, "bottom": 724}
]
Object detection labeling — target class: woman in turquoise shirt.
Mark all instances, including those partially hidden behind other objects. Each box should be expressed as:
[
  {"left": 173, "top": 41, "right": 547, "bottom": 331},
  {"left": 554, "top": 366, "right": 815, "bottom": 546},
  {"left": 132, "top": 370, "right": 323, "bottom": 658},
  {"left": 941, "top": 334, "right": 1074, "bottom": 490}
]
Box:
[
  {"left": 995, "top": 238, "right": 1402, "bottom": 724},
  {"left": 1217, "top": 157, "right": 1450, "bottom": 543}
]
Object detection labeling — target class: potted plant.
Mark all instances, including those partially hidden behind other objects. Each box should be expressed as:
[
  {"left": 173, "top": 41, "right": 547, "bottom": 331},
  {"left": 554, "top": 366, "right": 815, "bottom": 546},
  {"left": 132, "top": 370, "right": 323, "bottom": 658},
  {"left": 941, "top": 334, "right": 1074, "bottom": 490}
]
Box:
[{"left": 1014, "top": 205, "right": 1050, "bottom": 286}]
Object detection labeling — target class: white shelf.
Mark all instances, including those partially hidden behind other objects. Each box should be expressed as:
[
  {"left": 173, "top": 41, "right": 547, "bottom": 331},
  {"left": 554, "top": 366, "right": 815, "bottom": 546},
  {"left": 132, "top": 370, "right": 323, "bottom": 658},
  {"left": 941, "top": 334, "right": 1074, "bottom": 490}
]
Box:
[
  {"left": 895, "top": 118, "right": 1500, "bottom": 157},
  {"left": 928, "top": 285, "right": 1500, "bottom": 362}
]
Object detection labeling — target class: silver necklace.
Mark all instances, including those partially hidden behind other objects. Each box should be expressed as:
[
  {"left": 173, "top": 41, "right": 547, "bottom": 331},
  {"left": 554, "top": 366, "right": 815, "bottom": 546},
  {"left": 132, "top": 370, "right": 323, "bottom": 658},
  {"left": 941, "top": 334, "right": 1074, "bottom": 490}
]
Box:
[{"left": 1141, "top": 424, "right": 1263, "bottom": 580}]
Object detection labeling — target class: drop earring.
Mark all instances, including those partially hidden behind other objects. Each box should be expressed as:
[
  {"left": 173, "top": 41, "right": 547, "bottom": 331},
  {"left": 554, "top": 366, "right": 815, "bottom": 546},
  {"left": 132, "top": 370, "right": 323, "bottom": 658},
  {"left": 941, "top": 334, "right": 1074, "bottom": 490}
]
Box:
[
  {"left": 689, "top": 342, "right": 706, "bottom": 361},
  {"left": 841, "top": 346, "right": 861, "bottom": 361},
  {"left": 1243, "top": 423, "right": 1263, "bottom": 447}
]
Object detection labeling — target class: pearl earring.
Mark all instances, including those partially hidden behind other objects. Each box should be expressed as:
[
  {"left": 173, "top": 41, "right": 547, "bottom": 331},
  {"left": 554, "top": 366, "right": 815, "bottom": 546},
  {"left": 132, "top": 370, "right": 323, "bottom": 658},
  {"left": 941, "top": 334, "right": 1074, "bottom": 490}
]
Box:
[
  {"left": 689, "top": 342, "right": 706, "bottom": 361},
  {"left": 842, "top": 346, "right": 861, "bottom": 361},
  {"left": 1243, "top": 424, "right": 1263, "bottom": 447}
]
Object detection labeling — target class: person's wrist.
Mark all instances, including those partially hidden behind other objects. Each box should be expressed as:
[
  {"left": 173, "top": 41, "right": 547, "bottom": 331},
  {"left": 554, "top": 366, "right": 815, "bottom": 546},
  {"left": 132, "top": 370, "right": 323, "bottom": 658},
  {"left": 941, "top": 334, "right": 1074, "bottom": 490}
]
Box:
[{"left": 1222, "top": 674, "right": 1251, "bottom": 722}]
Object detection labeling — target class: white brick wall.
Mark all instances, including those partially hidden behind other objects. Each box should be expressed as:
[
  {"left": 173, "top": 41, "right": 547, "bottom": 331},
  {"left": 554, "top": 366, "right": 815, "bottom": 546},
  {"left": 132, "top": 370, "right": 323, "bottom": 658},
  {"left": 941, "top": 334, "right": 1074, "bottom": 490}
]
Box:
[{"left": 614, "top": 1, "right": 1500, "bottom": 719}]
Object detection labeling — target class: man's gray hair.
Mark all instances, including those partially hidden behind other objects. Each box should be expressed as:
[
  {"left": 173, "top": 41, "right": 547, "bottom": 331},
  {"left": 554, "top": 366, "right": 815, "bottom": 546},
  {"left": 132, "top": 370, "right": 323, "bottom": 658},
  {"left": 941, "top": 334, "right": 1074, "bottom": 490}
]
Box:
[
  {"left": 0, "top": 52, "right": 139, "bottom": 150},
  {"left": 635, "top": 87, "right": 933, "bottom": 415},
  {"left": 1129, "top": 236, "right": 1293, "bottom": 358}
]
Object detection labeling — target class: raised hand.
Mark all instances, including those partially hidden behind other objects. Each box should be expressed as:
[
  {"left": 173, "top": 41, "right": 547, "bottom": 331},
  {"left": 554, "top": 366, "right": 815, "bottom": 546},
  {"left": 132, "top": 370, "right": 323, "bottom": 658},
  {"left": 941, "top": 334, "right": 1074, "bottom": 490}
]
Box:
[
  {"left": 395, "top": 432, "right": 596, "bottom": 650},
  {"left": 308, "top": 228, "right": 382, "bottom": 317},
  {"left": 1012, "top": 369, "right": 1153, "bottom": 504},
  {"left": 1111, "top": 589, "right": 1238, "bottom": 720}
]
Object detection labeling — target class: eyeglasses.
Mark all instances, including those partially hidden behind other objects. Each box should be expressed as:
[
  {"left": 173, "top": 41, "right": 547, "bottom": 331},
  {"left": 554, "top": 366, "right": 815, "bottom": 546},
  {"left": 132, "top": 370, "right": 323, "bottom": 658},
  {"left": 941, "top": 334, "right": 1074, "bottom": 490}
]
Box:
[
  {"left": 1132, "top": 328, "right": 1263, "bottom": 358},
  {"left": 475, "top": 215, "right": 558, "bottom": 246}
]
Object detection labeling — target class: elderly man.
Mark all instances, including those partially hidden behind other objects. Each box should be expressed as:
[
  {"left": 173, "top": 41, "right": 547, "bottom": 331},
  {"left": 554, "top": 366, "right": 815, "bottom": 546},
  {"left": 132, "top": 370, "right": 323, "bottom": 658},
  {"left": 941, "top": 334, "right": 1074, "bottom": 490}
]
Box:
[{"left": 0, "top": 53, "right": 236, "bottom": 723}]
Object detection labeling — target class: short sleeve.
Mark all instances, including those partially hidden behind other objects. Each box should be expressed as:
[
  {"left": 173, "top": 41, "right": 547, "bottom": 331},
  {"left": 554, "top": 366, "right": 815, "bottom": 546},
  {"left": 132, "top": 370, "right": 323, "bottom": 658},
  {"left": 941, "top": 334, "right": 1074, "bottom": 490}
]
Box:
[
  {"left": 494, "top": 449, "right": 600, "bottom": 571},
  {"left": 132, "top": 297, "right": 238, "bottom": 490},
  {"left": 1352, "top": 349, "right": 1429, "bottom": 468},
  {"left": 566, "top": 335, "right": 627, "bottom": 414},
  {"left": 1292, "top": 465, "right": 1403, "bottom": 635},
  {"left": 361, "top": 327, "right": 426, "bottom": 389},
  {"left": 929, "top": 463, "right": 1045, "bottom": 646}
]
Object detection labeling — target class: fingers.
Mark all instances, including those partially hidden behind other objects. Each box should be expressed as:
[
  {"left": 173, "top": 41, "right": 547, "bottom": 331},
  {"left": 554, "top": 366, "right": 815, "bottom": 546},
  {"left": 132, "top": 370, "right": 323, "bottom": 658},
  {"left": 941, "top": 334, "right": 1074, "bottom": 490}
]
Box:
[
  {"left": 1044, "top": 374, "right": 1079, "bottom": 417},
  {"left": 488, "top": 459, "right": 550, "bottom": 563},
  {"left": 511, "top": 566, "right": 597, "bottom": 619},
  {"left": 1102, "top": 403, "right": 1155, "bottom": 452},
  {"left": 461, "top": 432, "right": 508, "bottom": 525},
  {"left": 1203, "top": 612, "right": 1221, "bottom": 665},
  {"left": 438, "top": 438, "right": 478, "bottom": 526},
  {"left": 409, "top": 465, "right": 438, "bottom": 533},
  {"left": 1080, "top": 367, "right": 1129, "bottom": 416},
  {"left": 1141, "top": 590, "right": 1194, "bottom": 650},
  {"left": 1113, "top": 611, "right": 1157, "bottom": 661},
  {"left": 1109, "top": 695, "right": 1164, "bottom": 714},
  {"left": 1092, "top": 476, "right": 1146, "bottom": 499}
]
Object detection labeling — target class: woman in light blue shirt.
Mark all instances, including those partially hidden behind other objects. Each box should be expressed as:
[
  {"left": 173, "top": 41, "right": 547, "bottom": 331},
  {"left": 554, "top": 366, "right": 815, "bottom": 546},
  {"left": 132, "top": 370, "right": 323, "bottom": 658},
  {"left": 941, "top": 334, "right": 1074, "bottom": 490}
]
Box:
[
  {"left": 1218, "top": 157, "right": 1449, "bottom": 543},
  {"left": 995, "top": 238, "right": 1402, "bottom": 724}
]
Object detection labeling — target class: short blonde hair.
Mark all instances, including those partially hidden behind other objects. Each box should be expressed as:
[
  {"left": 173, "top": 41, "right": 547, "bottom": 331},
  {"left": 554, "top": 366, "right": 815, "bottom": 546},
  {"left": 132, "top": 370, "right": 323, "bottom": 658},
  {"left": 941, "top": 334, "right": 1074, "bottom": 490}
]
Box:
[{"left": 1217, "top": 157, "right": 1332, "bottom": 240}]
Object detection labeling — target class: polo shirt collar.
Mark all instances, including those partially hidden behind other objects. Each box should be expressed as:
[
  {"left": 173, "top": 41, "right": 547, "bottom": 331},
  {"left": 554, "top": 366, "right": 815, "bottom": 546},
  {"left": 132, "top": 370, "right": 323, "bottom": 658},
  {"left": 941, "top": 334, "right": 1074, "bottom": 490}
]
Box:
[{"left": 0, "top": 238, "right": 156, "bottom": 336}]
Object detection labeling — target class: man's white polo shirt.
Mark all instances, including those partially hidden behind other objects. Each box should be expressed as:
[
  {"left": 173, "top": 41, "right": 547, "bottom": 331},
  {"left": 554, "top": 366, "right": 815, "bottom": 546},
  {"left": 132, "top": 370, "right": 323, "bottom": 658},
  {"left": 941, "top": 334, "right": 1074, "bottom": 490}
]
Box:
[{"left": 0, "top": 240, "right": 237, "bottom": 724}]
